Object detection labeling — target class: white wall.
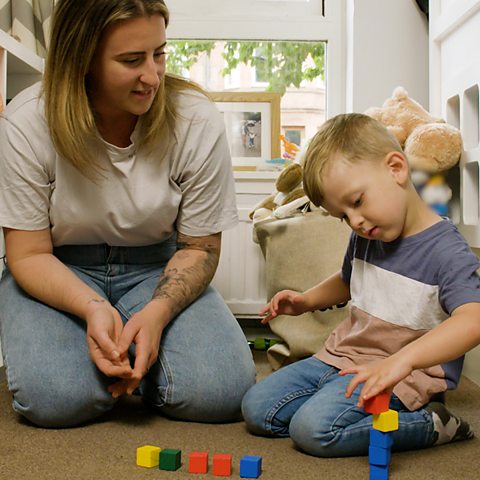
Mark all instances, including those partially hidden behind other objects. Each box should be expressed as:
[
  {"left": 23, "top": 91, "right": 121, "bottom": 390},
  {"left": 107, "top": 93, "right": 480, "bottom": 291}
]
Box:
[
  {"left": 428, "top": 0, "right": 480, "bottom": 387},
  {"left": 346, "top": 0, "right": 429, "bottom": 112}
]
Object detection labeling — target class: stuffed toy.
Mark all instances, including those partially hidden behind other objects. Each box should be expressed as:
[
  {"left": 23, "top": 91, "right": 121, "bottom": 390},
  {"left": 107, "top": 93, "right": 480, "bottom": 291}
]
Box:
[
  {"left": 365, "top": 86, "right": 462, "bottom": 215},
  {"left": 365, "top": 86, "right": 462, "bottom": 174},
  {"left": 249, "top": 162, "right": 310, "bottom": 223}
]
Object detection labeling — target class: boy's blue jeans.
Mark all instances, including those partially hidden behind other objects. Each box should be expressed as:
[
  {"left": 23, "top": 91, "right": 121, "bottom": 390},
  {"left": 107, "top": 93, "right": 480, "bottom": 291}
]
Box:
[
  {"left": 0, "top": 240, "right": 256, "bottom": 428},
  {"left": 242, "top": 356, "right": 436, "bottom": 457}
]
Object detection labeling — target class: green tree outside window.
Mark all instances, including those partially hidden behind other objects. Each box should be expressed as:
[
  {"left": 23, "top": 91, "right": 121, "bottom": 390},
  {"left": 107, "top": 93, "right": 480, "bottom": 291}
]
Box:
[{"left": 166, "top": 40, "right": 325, "bottom": 95}]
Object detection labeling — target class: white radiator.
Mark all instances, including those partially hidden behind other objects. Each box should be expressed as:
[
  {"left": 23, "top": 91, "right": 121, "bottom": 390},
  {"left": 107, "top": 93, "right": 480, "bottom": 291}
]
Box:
[{"left": 212, "top": 207, "right": 267, "bottom": 317}]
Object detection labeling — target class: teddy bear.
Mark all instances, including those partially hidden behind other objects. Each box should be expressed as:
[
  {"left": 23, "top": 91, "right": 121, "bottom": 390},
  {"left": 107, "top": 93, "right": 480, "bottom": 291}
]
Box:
[
  {"left": 250, "top": 87, "right": 463, "bottom": 222},
  {"left": 364, "top": 86, "right": 462, "bottom": 174},
  {"left": 365, "top": 86, "right": 463, "bottom": 215},
  {"left": 249, "top": 161, "right": 311, "bottom": 223}
]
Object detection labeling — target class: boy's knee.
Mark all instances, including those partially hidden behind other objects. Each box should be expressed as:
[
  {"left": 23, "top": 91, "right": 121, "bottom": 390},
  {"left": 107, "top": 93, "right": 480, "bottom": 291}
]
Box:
[
  {"left": 241, "top": 386, "right": 270, "bottom": 435},
  {"left": 289, "top": 409, "right": 334, "bottom": 457}
]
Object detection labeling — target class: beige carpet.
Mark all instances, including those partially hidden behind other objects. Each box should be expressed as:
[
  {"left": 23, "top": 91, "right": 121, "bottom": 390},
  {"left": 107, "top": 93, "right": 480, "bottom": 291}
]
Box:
[{"left": 1, "top": 352, "right": 480, "bottom": 480}]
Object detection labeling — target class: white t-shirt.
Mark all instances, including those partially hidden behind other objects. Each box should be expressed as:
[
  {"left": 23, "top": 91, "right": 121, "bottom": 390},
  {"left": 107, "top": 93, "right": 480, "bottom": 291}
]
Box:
[{"left": 0, "top": 83, "right": 238, "bottom": 246}]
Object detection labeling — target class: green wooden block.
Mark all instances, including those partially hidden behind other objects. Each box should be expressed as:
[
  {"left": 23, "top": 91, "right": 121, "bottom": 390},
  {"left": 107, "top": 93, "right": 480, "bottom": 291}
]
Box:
[{"left": 159, "top": 448, "right": 181, "bottom": 471}]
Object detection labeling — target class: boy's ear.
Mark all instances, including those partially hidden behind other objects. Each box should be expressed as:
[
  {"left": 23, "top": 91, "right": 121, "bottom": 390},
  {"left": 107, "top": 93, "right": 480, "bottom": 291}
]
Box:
[{"left": 384, "top": 151, "right": 409, "bottom": 185}]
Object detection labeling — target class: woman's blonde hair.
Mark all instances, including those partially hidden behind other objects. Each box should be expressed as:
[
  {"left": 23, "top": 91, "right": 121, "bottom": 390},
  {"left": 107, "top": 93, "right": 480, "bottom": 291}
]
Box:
[
  {"left": 43, "top": 0, "right": 204, "bottom": 179},
  {"left": 303, "top": 113, "right": 403, "bottom": 206}
]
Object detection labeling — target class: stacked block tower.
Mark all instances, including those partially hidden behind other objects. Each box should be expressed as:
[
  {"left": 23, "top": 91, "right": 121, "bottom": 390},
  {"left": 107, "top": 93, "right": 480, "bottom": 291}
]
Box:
[{"left": 364, "top": 392, "right": 398, "bottom": 480}]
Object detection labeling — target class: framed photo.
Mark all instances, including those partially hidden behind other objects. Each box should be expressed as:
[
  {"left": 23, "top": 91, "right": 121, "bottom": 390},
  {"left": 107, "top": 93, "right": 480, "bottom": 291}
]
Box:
[{"left": 210, "top": 92, "right": 281, "bottom": 171}]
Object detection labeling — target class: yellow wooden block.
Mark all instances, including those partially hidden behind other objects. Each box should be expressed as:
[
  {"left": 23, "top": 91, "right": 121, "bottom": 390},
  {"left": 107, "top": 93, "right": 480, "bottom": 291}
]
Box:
[
  {"left": 372, "top": 409, "right": 399, "bottom": 432},
  {"left": 136, "top": 445, "right": 161, "bottom": 468}
]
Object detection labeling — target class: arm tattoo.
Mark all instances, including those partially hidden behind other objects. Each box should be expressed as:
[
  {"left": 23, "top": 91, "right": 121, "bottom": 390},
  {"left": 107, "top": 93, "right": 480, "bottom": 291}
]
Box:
[{"left": 152, "top": 233, "right": 220, "bottom": 317}]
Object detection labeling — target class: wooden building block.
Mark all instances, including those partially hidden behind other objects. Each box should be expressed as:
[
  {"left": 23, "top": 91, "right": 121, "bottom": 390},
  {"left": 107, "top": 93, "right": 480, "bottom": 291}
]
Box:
[
  {"left": 240, "top": 455, "right": 262, "bottom": 478},
  {"left": 364, "top": 392, "right": 391, "bottom": 414},
  {"left": 369, "top": 445, "right": 391, "bottom": 467},
  {"left": 136, "top": 445, "right": 161, "bottom": 468},
  {"left": 213, "top": 453, "right": 232, "bottom": 476},
  {"left": 369, "top": 428, "right": 394, "bottom": 449},
  {"left": 373, "top": 409, "right": 399, "bottom": 433},
  {"left": 370, "top": 464, "right": 389, "bottom": 480},
  {"left": 159, "top": 448, "right": 181, "bottom": 471},
  {"left": 189, "top": 451, "right": 209, "bottom": 474}
]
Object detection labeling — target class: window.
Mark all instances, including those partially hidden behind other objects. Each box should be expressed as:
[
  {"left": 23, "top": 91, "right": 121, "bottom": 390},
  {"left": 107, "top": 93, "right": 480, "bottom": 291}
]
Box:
[
  {"left": 167, "top": 0, "right": 345, "bottom": 155},
  {"left": 252, "top": 47, "right": 269, "bottom": 86},
  {"left": 283, "top": 127, "right": 305, "bottom": 146},
  {"left": 167, "top": 0, "right": 345, "bottom": 113},
  {"left": 167, "top": 39, "right": 326, "bottom": 153}
]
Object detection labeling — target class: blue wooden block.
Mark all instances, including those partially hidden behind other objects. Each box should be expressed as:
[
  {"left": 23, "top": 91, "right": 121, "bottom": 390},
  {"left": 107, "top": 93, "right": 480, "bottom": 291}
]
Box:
[
  {"left": 240, "top": 455, "right": 262, "bottom": 478},
  {"left": 370, "top": 428, "right": 394, "bottom": 449},
  {"left": 370, "top": 464, "right": 389, "bottom": 480},
  {"left": 369, "top": 445, "right": 391, "bottom": 467}
]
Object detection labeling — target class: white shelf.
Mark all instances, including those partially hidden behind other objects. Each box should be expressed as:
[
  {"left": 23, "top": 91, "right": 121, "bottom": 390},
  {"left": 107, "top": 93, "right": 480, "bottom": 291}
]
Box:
[
  {"left": 233, "top": 170, "right": 279, "bottom": 180},
  {"left": 0, "top": 28, "right": 44, "bottom": 101},
  {"left": 0, "top": 29, "right": 44, "bottom": 74}
]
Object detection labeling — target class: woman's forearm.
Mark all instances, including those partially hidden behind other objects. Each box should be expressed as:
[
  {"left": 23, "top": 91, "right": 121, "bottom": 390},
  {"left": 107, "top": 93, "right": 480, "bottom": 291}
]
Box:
[
  {"left": 151, "top": 232, "right": 221, "bottom": 321},
  {"left": 4, "top": 228, "right": 106, "bottom": 320},
  {"left": 8, "top": 252, "right": 107, "bottom": 319}
]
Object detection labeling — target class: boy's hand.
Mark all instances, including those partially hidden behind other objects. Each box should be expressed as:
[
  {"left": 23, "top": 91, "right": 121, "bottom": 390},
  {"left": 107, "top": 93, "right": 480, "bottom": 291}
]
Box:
[
  {"left": 339, "top": 355, "right": 413, "bottom": 408},
  {"left": 259, "top": 289, "right": 308, "bottom": 324}
]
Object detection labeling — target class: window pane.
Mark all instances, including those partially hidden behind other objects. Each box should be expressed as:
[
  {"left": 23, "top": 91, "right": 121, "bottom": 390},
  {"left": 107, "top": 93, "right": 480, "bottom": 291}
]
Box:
[{"left": 167, "top": 39, "right": 326, "bottom": 156}]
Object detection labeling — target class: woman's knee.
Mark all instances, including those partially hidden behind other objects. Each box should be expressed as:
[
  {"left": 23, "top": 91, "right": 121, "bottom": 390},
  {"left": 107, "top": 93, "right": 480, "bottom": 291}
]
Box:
[
  {"left": 10, "top": 373, "right": 115, "bottom": 428},
  {"left": 153, "top": 366, "right": 255, "bottom": 423}
]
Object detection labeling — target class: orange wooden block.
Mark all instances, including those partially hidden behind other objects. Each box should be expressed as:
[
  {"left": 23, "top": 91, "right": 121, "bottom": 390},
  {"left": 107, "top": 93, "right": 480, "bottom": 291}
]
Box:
[
  {"left": 212, "top": 453, "right": 232, "bottom": 476},
  {"left": 364, "top": 391, "right": 391, "bottom": 414},
  {"left": 189, "top": 451, "right": 208, "bottom": 474}
]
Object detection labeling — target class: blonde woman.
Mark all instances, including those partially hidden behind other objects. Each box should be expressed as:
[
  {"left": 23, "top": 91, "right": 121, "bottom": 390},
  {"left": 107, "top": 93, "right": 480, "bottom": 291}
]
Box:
[{"left": 0, "top": 0, "right": 255, "bottom": 428}]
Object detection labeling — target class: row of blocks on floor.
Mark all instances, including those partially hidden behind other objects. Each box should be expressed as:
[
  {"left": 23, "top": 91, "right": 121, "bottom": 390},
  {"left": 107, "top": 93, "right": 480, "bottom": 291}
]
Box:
[
  {"left": 137, "top": 446, "right": 262, "bottom": 478},
  {"left": 364, "top": 393, "right": 399, "bottom": 480}
]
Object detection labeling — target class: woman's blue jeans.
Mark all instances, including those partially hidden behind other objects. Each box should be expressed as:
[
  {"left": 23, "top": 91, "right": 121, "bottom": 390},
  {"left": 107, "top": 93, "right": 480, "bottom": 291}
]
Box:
[
  {"left": 241, "top": 356, "right": 436, "bottom": 457},
  {"left": 0, "top": 240, "right": 256, "bottom": 428}
]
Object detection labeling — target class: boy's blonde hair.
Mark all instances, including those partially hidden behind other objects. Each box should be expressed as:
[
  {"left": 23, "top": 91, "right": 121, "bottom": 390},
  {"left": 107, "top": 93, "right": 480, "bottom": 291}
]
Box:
[
  {"left": 43, "top": 0, "right": 205, "bottom": 180},
  {"left": 303, "top": 113, "right": 403, "bottom": 206}
]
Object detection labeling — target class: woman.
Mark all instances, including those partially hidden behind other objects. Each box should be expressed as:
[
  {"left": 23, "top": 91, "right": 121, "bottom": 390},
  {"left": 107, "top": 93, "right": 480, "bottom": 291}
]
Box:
[{"left": 0, "top": 0, "right": 255, "bottom": 428}]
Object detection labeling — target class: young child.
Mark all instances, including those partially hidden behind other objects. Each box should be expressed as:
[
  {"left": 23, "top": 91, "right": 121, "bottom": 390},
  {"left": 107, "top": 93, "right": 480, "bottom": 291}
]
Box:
[{"left": 241, "top": 113, "right": 480, "bottom": 457}]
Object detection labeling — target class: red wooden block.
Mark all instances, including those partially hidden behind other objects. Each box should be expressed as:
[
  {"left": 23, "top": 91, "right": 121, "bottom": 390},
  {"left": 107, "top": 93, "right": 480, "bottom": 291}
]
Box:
[
  {"left": 364, "top": 391, "right": 391, "bottom": 414},
  {"left": 212, "top": 453, "right": 232, "bottom": 476},
  {"left": 189, "top": 451, "right": 208, "bottom": 474}
]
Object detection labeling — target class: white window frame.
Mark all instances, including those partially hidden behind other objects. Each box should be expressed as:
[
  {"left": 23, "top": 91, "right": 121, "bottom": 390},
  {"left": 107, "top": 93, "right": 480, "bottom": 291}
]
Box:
[{"left": 167, "top": 0, "right": 346, "bottom": 118}]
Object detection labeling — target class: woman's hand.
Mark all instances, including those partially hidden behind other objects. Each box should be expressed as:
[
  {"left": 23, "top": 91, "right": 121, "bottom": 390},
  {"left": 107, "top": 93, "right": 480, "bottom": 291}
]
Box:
[
  {"left": 339, "top": 355, "right": 414, "bottom": 408},
  {"left": 85, "top": 300, "right": 133, "bottom": 381},
  {"left": 259, "top": 289, "right": 308, "bottom": 324},
  {"left": 108, "top": 301, "right": 167, "bottom": 398}
]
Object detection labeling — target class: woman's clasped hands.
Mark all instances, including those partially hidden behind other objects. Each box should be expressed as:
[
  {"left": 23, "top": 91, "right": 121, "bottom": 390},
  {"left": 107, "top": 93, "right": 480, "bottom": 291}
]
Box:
[{"left": 85, "top": 299, "right": 165, "bottom": 398}]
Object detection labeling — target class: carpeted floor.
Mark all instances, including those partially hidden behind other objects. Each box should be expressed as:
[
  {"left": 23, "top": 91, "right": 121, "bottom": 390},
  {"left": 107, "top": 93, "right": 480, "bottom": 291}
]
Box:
[{"left": 1, "top": 352, "right": 480, "bottom": 480}]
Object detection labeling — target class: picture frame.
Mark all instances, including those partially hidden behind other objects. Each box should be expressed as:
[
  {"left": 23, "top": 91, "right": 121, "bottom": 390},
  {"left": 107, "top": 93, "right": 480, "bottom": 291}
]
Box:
[{"left": 210, "top": 91, "right": 281, "bottom": 171}]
